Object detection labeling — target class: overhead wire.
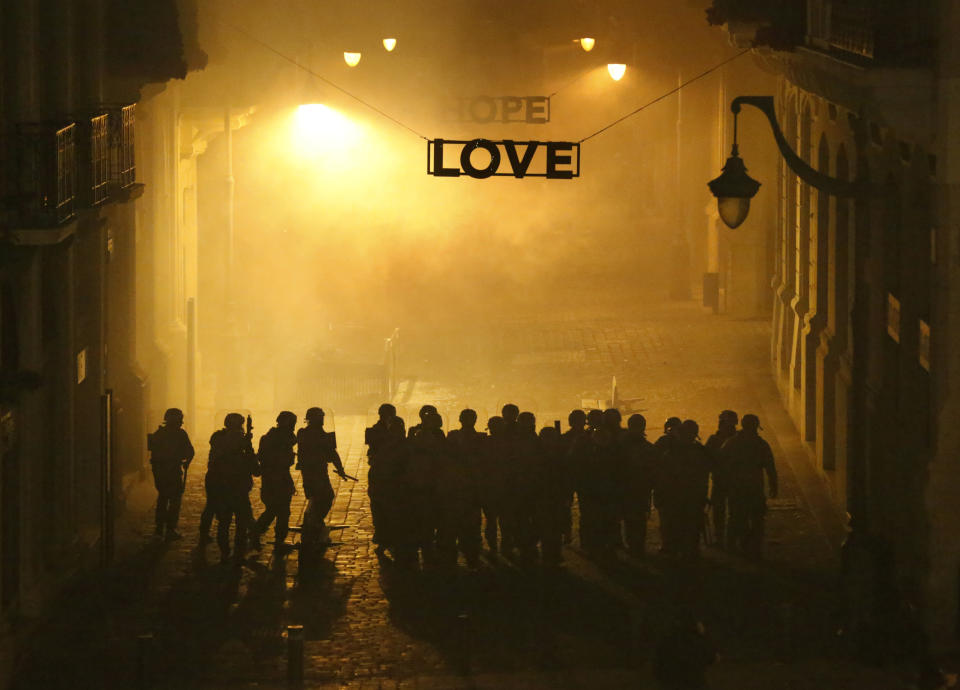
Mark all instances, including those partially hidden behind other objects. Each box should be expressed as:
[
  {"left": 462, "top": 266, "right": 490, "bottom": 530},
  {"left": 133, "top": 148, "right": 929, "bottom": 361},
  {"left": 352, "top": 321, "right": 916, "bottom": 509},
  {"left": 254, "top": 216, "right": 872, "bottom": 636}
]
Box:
[
  {"left": 222, "top": 22, "right": 751, "bottom": 154},
  {"left": 578, "top": 49, "right": 752, "bottom": 143},
  {"left": 222, "top": 21, "right": 431, "bottom": 141}
]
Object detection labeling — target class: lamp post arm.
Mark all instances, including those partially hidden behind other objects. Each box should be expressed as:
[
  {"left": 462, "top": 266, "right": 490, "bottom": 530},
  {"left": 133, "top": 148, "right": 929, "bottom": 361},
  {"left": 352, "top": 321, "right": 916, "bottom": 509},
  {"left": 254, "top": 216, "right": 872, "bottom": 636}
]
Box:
[{"left": 732, "top": 96, "right": 873, "bottom": 198}]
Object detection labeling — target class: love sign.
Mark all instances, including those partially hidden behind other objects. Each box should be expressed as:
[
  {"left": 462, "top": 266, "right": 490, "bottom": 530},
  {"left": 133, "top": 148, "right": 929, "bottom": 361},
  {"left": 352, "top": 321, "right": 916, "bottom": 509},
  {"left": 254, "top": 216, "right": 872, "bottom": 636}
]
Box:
[{"left": 427, "top": 139, "right": 580, "bottom": 179}]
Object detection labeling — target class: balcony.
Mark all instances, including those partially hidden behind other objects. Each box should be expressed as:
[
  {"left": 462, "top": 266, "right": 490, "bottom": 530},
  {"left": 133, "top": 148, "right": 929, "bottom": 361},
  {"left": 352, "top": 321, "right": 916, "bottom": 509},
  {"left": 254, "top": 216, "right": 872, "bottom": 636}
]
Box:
[
  {"left": 13, "top": 122, "right": 77, "bottom": 227},
  {"left": 805, "top": 0, "right": 933, "bottom": 66},
  {"left": 77, "top": 114, "right": 110, "bottom": 207},
  {"left": 109, "top": 104, "right": 136, "bottom": 191}
]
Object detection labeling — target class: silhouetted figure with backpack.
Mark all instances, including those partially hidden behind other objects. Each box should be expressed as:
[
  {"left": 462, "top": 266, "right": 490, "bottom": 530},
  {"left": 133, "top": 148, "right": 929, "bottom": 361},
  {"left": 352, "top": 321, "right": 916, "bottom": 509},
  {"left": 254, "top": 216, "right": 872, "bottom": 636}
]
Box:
[
  {"left": 298, "top": 407, "right": 347, "bottom": 550},
  {"left": 440, "top": 409, "right": 485, "bottom": 568},
  {"left": 147, "top": 408, "right": 195, "bottom": 541},
  {"left": 366, "top": 403, "right": 407, "bottom": 558},
  {"left": 209, "top": 413, "right": 258, "bottom": 563},
  {"left": 254, "top": 411, "right": 298, "bottom": 552}
]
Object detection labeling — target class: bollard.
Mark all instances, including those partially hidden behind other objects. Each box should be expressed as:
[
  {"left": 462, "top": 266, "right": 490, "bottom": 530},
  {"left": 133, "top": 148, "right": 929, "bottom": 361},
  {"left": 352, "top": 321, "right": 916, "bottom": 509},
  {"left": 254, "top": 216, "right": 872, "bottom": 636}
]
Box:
[
  {"left": 628, "top": 604, "right": 645, "bottom": 666},
  {"left": 287, "top": 624, "right": 304, "bottom": 686},
  {"left": 136, "top": 633, "right": 154, "bottom": 689},
  {"left": 779, "top": 602, "right": 795, "bottom": 662},
  {"left": 455, "top": 612, "right": 472, "bottom": 676}
]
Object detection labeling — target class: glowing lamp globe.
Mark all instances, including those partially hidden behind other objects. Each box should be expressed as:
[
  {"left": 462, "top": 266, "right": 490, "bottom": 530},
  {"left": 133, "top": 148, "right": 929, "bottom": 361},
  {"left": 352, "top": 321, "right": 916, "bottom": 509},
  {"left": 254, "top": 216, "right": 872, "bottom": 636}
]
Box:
[
  {"left": 343, "top": 52, "right": 362, "bottom": 67},
  {"left": 579, "top": 37, "right": 596, "bottom": 52},
  {"left": 708, "top": 148, "right": 761, "bottom": 229},
  {"left": 607, "top": 63, "right": 626, "bottom": 81},
  {"left": 383, "top": 38, "right": 397, "bottom": 52}
]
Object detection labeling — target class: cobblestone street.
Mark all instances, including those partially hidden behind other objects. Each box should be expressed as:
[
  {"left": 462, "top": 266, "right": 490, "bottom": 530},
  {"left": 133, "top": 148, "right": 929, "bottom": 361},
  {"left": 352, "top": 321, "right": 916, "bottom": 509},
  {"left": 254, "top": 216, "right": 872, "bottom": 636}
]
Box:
[{"left": 11, "top": 298, "right": 915, "bottom": 689}]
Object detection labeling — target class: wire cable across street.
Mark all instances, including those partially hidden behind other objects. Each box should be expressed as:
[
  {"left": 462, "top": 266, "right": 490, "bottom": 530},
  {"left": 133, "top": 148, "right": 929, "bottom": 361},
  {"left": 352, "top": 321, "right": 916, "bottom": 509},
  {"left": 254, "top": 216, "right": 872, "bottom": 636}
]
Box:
[
  {"left": 224, "top": 22, "right": 751, "bottom": 154},
  {"left": 577, "top": 49, "right": 752, "bottom": 143}
]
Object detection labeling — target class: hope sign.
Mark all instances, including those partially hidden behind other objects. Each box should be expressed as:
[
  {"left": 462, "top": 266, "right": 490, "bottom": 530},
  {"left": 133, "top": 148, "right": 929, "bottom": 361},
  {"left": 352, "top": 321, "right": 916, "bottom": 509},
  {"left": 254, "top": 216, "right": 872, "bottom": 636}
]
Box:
[{"left": 427, "top": 139, "right": 580, "bottom": 179}]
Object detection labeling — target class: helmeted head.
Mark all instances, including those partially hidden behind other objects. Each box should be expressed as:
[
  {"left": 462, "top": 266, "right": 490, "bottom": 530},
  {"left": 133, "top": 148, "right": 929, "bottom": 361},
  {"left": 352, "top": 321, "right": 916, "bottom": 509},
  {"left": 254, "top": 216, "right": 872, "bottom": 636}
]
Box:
[
  {"left": 741, "top": 414, "right": 761, "bottom": 432},
  {"left": 586, "top": 409, "right": 604, "bottom": 430},
  {"left": 664, "top": 416, "right": 682, "bottom": 435},
  {"left": 459, "top": 408, "right": 477, "bottom": 429},
  {"left": 568, "top": 409, "right": 587, "bottom": 430},
  {"left": 378, "top": 403, "right": 397, "bottom": 422},
  {"left": 487, "top": 416, "right": 504, "bottom": 437},
  {"left": 276, "top": 411, "right": 297, "bottom": 430},
  {"left": 305, "top": 407, "right": 325, "bottom": 424},
  {"left": 419, "top": 404, "right": 438, "bottom": 423},
  {"left": 501, "top": 404, "right": 520, "bottom": 424},
  {"left": 627, "top": 413, "right": 647, "bottom": 434},
  {"left": 164, "top": 408, "right": 184, "bottom": 426},
  {"left": 224, "top": 412, "right": 244, "bottom": 430},
  {"left": 718, "top": 409, "right": 739, "bottom": 430},
  {"left": 603, "top": 408, "right": 622, "bottom": 430},
  {"left": 678, "top": 419, "right": 700, "bottom": 443},
  {"left": 517, "top": 411, "right": 536, "bottom": 433}
]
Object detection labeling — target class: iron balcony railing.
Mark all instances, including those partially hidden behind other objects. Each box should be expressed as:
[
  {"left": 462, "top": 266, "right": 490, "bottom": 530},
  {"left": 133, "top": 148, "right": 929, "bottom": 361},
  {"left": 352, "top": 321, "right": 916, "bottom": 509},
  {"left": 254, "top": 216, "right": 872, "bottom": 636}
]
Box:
[
  {"left": 110, "top": 104, "right": 135, "bottom": 190},
  {"left": 14, "top": 122, "right": 77, "bottom": 226},
  {"left": 77, "top": 113, "right": 110, "bottom": 207},
  {"left": 806, "top": 0, "right": 932, "bottom": 65},
  {"left": 806, "top": 0, "right": 874, "bottom": 59}
]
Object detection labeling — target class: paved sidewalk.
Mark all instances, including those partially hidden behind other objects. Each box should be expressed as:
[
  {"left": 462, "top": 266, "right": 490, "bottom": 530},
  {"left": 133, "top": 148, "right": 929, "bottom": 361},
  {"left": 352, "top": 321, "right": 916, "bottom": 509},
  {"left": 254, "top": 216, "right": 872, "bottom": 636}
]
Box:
[{"left": 10, "top": 298, "right": 916, "bottom": 689}]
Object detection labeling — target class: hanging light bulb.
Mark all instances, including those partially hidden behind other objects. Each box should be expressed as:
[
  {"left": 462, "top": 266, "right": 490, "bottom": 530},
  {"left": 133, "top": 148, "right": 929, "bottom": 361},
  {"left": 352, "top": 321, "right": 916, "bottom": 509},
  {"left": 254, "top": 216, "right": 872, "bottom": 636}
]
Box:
[
  {"left": 579, "top": 37, "right": 596, "bottom": 52},
  {"left": 607, "top": 63, "right": 626, "bottom": 81},
  {"left": 382, "top": 38, "right": 397, "bottom": 52},
  {"left": 343, "top": 51, "right": 362, "bottom": 67}
]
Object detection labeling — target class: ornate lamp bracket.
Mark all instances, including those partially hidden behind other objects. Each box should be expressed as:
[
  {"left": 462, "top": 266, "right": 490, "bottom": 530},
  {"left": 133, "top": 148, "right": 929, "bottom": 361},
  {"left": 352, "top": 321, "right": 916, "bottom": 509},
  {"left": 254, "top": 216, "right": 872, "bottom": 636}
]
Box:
[{"left": 732, "top": 96, "right": 874, "bottom": 198}]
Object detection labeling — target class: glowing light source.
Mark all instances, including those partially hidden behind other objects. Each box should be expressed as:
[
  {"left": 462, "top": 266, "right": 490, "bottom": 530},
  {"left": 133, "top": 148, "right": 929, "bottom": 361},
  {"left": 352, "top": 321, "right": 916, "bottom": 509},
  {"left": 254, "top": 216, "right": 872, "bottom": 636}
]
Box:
[
  {"left": 343, "top": 52, "right": 362, "bottom": 67},
  {"left": 292, "top": 104, "right": 359, "bottom": 156},
  {"left": 382, "top": 38, "right": 397, "bottom": 52},
  {"left": 579, "top": 37, "right": 596, "bottom": 52},
  {"left": 607, "top": 63, "right": 626, "bottom": 81}
]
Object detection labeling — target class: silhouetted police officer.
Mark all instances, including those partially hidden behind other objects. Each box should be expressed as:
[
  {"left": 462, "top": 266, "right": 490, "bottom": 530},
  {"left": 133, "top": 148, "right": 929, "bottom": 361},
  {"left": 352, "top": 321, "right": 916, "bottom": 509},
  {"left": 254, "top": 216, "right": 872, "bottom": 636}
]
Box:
[
  {"left": 704, "top": 410, "right": 738, "bottom": 550},
  {"left": 255, "top": 411, "right": 298, "bottom": 550},
  {"left": 654, "top": 417, "right": 682, "bottom": 553},
  {"left": 723, "top": 413, "right": 777, "bottom": 559},
  {"left": 559, "top": 410, "right": 587, "bottom": 544},
  {"left": 209, "top": 413, "right": 258, "bottom": 562},
  {"left": 404, "top": 405, "right": 445, "bottom": 565},
  {"left": 298, "top": 407, "right": 346, "bottom": 549},
  {"left": 537, "top": 425, "right": 566, "bottom": 566},
  {"left": 574, "top": 410, "right": 606, "bottom": 554},
  {"left": 147, "top": 408, "right": 195, "bottom": 540},
  {"left": 510, "top": 411, "right": 542, "bottom": 562},
  {"left": 366, "top": 403, "right": 407, "bottom": 557},
  {"left": 441, "top": 409, "right": 485, "bottom": 568},
  {"left": 659, "top": 420, "right": 710, "bottom": 558},
  {"left": 480, "top": 416, "right": 506, "bottom": 553},
  {"left": 622, "top": 414, "right": 657, "bottom": 557}
]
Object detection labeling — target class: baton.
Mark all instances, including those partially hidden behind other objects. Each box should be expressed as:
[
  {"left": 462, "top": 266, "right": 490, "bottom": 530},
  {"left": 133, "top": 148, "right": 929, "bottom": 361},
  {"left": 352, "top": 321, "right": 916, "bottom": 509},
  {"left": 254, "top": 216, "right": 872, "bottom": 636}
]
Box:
[{"left": 338, "top": 472, "right": 359, "bottom": 482}]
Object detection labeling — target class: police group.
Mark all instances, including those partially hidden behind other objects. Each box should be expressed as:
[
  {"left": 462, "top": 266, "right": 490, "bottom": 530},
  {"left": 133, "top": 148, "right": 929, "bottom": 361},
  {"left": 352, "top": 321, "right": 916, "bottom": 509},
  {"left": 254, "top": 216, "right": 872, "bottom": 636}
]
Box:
[{"left": 147, "top": 404, "right": 778, "bottom": 566}]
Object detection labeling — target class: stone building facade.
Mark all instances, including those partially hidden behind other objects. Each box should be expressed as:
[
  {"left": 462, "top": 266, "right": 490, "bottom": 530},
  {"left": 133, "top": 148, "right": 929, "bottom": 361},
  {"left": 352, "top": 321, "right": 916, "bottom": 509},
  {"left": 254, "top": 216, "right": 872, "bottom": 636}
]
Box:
[{"left": 711, "top": 0, "right": 960, "bottom": 647}]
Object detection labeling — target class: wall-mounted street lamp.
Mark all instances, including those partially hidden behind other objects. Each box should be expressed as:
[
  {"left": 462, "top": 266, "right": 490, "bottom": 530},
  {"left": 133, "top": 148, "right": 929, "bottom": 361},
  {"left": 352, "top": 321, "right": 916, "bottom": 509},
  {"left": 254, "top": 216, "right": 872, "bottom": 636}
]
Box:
[
  {"left": 709, "top": 95, "right": 872, "bottom": 228},
  {"left": 579, "top": 37, "right": 596, "bottom": 52},
  {"left": 607, "top": 63, "right": 626, "bottom": 81},
  {"left": 382, "top": 38, "right": 397, "bottom": 52},
  {"left": 343, "top": 51, "right": 362, "bottom": 67}
]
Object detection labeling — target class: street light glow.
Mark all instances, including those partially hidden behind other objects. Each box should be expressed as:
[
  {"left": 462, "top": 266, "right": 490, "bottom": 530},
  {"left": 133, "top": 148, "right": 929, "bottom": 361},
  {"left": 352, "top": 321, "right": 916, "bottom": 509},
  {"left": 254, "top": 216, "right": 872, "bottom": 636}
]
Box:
[
  {"left": 580, "top": 37, "right": 596, "bottom": 52},
  {"left": 292, "top": 104, "right": 359, "bottom": 156},
  {"left": 607, "top": 63, "right": 626, "bottom": 81},
  {"left": 343, "top": 52, "right": 362, "bottom": 67},
  {"left": 382, "top": 38, "right": 397, "bottom": 52}
]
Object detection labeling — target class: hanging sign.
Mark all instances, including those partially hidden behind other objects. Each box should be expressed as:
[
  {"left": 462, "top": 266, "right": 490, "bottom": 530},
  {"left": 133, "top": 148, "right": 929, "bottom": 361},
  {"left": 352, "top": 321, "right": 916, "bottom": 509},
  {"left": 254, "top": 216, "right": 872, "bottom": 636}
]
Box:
[
  {"left": 452, "top": 96, "right": 551, "bottom": 124},
  {"left": 427, "top": 139, "right": 580, "bottom": 179}
]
